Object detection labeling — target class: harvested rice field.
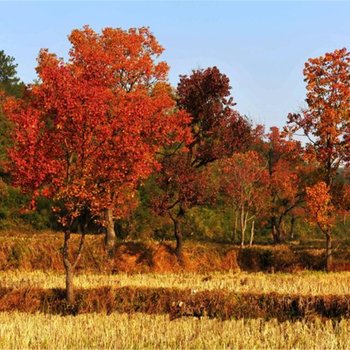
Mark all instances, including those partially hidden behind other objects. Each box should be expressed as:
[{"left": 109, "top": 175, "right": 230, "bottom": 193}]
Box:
[
  {"left": 2, "top": 270, "right": 350, "bottom": 295},
  {"left": 1, "top": 312, "right": 350, "bottom": 350}
]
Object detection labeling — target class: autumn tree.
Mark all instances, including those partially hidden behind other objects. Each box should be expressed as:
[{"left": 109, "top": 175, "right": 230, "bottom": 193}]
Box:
[
  {"left": 66, "top": 26, "right": 190, "bottom": 253},
  {"left": 259, "top": 127, "right": 305, "bottom": 243},
  {"left": 288, "top": 48, "right": 350, "bottom": 186},
  {"left": 152, "top": 67, "right": 252, "bottom": 261},
  {"left": 220, "top": 151, "right": 269, "bottom": 246},
  {"left": 3, "top": 26, "right": 189, "bottom": 304},
  {"left": 287, "top": 48, "right": 350, "bottom": 267},
  {"left": 306, "top": 182, "right": 335, "bottom": 271},
  {"left": 151, "top": 152, "right": 215, "bottom": 260}
]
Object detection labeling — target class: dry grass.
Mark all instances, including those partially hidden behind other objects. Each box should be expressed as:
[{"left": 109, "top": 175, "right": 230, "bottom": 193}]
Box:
[
  {"left": 2, "top": 270, "right": 350, "bottom": 295},
  {"left": 0, "top": 312, "right": 349, "bottom": 349},
  {"left": 2, "top": 230, "right": 350, "bottom": 273},
  {"left": 0, "top": 232, "right": 240, "bottom": 273}
]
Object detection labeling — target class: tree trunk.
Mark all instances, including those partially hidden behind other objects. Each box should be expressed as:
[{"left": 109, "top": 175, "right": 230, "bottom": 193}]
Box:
[
  {"left": 173, "top": 217, "right": 184, "bottom": 264},
  {"left": 249, "top": 220, "right": 255, "bottom": 246},
  {"left": 62, "top": 230, "right": 75, "bottom": 305},
  {"left": 240, "top": 207, "right": 248, "bottom": 247},
  {"left": 290, "top": 215, "right": 296, "bottom": 240},
  {"left": 325, "top": 232, "right": 333, "bottom": 272},
  {"left": 105, "top": 208, "right": 116, "bottom": 256},
  {"left": 271, "top": 216, "right": 281, "bottom": 244},
  {"left": 65, "top": 264, "right": 74, "bottom": 305},
  {"left": 62, "top": 214, "right": 89, "bottom": 306},
  {"left": 240, "top": 209, "right": 244, "bottom": 247}
]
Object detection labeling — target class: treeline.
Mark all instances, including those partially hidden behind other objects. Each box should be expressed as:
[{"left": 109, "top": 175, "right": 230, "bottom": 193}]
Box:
[{"left": 0, "top": 27, "right": 349, "bottom": 301}]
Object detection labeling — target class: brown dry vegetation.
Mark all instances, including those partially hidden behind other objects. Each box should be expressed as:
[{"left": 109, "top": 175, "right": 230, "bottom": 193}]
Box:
[
  {"left": 0, "top": 285, "right": 350, "bottom": 320},
  {"left": 0, "top": 231, "right": 238, "bottom": 273},
  {"left": 1, "top": 231, "right": 350, "bottom": 273}
]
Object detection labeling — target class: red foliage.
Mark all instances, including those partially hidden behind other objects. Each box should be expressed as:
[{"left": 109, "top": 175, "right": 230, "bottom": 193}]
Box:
[
  {"left": 150, "top": 67, "right": 252, "bottom": 257},
  {"left": 155, "top": 66, "right": 252, "bottom": 213},
  {"left": 4, "top": 26, "right": 190, "bottom": 226},
  {"left": 287, "top": 48, "right": 350, "bottom": 186},
  {"left": 177, "top": 66, "right": 252, "bottom": 167},
  {"left": 268, "top": 130, "right": 303, "bottom": 217},
  {"left": 254, "top": 127, "right": 307, "bottom": 242},
  {"left": 306, "top": 182, "right": 334, "bottom": 234}
]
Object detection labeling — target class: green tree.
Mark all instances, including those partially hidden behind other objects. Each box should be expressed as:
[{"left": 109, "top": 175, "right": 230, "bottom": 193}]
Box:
[{"left": 0, "top": 50, "right": 23, "bottom": 97}]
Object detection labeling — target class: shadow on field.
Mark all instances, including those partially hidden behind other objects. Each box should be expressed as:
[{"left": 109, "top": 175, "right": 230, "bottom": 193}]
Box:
[
  {"left": 1, "top": 286, "right": 350, "bottom": 321},
  {"left": 115, "top": 242, "right": 156, "bottom": 268}
]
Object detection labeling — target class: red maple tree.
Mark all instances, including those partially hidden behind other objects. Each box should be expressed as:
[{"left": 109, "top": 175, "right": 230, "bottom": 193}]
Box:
[
  {"left": 3, "top": 26, "right": 190, "bottom": 303},
  {"left": 288, "top": 48, "right": 350, "bottom": 186},
  {"left": 287, "top": 48, "right": 350, "bottom": 268}
]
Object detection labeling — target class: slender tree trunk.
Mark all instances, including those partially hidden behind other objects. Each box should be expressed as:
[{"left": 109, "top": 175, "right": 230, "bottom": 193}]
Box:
[
  {"left": 249, "top": 220, "right": 255, "bottom": 246},
  {"left": 325, "top": 232, "right": 333, "bottom": 272},
  {"left": 169, "top": 210, "right": 184, "bottom": 264},
  {"left": 240, "top": 208, "right": 250, "bottom": 247},
  {"left": 290, "top": 215, "right": 296, "bottom": 240},
  {"left": 105, "top": 208, "right": 116, "bottom": 256},
  {"left": 62, "top": 230, "right": 75, "bottom": 305},
  {"left": 174, "top": 218, "right": 184, "bottom": 263},
  {"left": 62, "top": 218, "right": 87, "bottom": 305},
  {"left": 240, "top": 207, "right": 246, "bottom": 247},
  {"left": 271, "top": 216, "right": 281, "bottom": 244}
]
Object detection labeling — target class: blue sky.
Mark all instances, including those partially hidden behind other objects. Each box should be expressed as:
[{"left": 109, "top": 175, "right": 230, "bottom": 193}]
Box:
[{"left": 0, "top": 1, "right": 349, "bottom": 128}]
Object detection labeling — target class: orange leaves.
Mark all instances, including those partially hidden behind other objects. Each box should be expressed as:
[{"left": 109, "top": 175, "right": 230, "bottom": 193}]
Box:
[
  {"left": 306, "top": 182, "right": 334, "bottom": 233},
  {"left": 5, "top": 26, "right": 191, "bottom": 227},
  {"left": 262, "top": 127, "right": 304, "bottom": 216},
  {"left": 68, "top": 26, "right": 168, "bottom": 88},
  {"left": 270, "top": 159, "right": 298, "bottom": 199},
  {"left": 288, "top": 48, "right": 350, "bottom": 180}
]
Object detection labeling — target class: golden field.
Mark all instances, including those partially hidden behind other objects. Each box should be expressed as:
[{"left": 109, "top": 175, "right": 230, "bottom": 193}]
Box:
[
  {"left": 2, "top": 270, "right": 350, "bottom": 295},
  {"left": 0, "top": 312, "right": 349, "bottom": 349}
]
